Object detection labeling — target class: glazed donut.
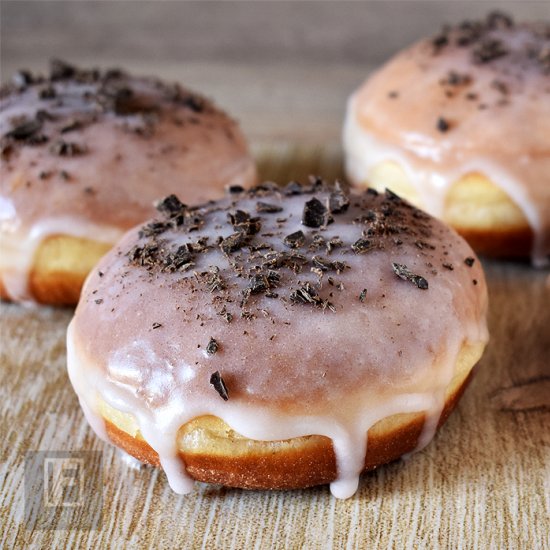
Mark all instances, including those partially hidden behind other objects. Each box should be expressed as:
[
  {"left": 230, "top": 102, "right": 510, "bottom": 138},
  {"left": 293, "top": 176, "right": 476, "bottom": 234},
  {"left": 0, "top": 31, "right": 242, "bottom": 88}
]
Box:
[
  {"left": 0, "top": 60, "right": 256, "bottom": 305},
  {"left": 343, "top": 12, "right": 550, "bottom": 266},
  {"left": 67, "top": 180, "right": 488, "bottom": 498}
]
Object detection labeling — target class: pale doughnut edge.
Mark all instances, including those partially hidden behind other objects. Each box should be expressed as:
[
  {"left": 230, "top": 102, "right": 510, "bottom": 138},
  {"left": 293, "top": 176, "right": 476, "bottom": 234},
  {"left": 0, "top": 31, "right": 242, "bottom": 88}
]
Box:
[
  {"left": 357, "top": 161, "right": 533, "bottom": 260},
  {"left": 0, "top": 236, "right": 111, "bottom": 305}
]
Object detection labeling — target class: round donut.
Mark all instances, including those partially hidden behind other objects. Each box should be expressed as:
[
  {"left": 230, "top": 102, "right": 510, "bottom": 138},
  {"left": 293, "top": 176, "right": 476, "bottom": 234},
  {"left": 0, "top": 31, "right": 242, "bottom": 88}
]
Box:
[
  {"left": 0, "top": 60, "right": 257, "bottom": 305},
  {"left": 343, "top": 12, "right": 550, "bottom": 267},
  {"left": 67, "top": 180, "right": 488, "bottom": 498}
]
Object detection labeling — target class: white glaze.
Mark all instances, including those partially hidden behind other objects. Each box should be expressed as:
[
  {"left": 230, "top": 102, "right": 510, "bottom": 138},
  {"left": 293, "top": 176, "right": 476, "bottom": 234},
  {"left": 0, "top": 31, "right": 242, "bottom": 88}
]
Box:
[
  {"left": 67, "top": 186, "right": 488, "bottom": 498},
  {"left": 343, "top": 95, "right": 548, "bottom": 266}
]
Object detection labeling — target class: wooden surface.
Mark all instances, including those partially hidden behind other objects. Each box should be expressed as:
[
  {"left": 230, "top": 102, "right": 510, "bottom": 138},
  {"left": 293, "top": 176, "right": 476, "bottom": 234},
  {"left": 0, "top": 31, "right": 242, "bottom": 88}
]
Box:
[
  {"left": 1, "top": 147, "right": 549, "bottom": 548},
  {"left": 1, "top": 2, "right": 550, "bottom": 547}
]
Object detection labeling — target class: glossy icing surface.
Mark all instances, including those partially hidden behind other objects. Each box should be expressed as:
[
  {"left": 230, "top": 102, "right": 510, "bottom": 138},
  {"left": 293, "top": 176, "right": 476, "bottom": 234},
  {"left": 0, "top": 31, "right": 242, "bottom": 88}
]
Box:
[
  {"left": 0, "top": 61, "right": 256, "bottom": 300},
  {"left": 343, "top": 14, "right": 550, "bottom": 266},
  {"left": 67, "top": 182, "right": 488, "bottom": 498}
]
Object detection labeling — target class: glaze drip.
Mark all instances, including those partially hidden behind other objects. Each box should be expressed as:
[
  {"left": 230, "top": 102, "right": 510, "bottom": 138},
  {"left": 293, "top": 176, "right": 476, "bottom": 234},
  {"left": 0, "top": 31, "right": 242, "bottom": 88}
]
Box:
[{"left": 67, "top": 181, "right": 488, "bottom": 498}]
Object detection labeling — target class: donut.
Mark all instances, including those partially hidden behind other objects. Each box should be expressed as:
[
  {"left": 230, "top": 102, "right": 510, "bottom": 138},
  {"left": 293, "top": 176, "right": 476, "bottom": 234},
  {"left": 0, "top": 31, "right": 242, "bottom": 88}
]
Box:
[
  {"left": 67, "top": 180, "right": 488, "bottom": 498},
  {"left": 343, "top": 12, "right": 550, "bottom": 267},
  {"left": 0, "top": 60, "right": 257, "bottom": 305}
]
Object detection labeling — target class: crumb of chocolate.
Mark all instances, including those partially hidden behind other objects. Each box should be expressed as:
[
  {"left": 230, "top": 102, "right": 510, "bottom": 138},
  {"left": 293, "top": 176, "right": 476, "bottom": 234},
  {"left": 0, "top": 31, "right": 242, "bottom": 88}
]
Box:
[
  {"left": 283, "top": 230, "right": 305, "bottom": 249},
  {"left": 206, "top": 337, "right": 219, "bottom": 355},
  {"left": 437, "top": 117, "right": 451, "bottom": 132},
  {"left": 359, "top": 289, "right": 367, "bottom": 302},
  {"left": 392, "top": 262, "right": 429, "bottom": 290},
  {"left": 442, "top": 262, "right": 454, "bottom": 270},
  {"left": 94, "top": 298, "right": 103, "bottom": 305},
  {"left": 465, "top": 257, "right": 475, "bottom": 267},
  {"left": 227, "top": 184, "right": 245, "bottom": 194},
  {"left": 156, "top": 194, "right": 187, "bottom": 216},
  {"left": 152, "top": 322, "right": 162, "bottom": 329},
  {"left": 220, "top": 231, "right": 248, "bottom": 254},
  {"left": 50, "top": 140, "right": 87, "bottom": 156},
  {"left": 329, "top": 186, "right": 350, "bottom": 214},
  {"left": 472, "top": 38, "right": 508, "bottom": 64},
  {"left": 302, "top": 197, "right": 331, "bottom": 228},
  {"left": 209, "top": 371, "right": 229, "bottom": 401},
  {"left": 256, "top": 202, "right": 283, "bottom": 213},
  {"left": 60, "top": 170, "right": 71, "bottom": 181},
  {"left": 352, "top": 238, "right": 375, "bottom": 254},
  {"left": 290, "top": 282, "right": 334, "bottom": 311}
]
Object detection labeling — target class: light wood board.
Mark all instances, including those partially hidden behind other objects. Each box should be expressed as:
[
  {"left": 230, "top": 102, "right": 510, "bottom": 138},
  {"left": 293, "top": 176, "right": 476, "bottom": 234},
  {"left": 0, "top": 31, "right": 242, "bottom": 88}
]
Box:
[{"left": 1, "top": 147, "right": 549, "bottom": 549}]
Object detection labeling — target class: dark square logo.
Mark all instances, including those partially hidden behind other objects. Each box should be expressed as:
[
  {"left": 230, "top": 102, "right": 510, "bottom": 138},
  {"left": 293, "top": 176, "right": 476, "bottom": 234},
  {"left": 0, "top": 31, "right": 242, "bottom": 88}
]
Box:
[{"left": 24, "top": 451, "right": 103, "bottom": 531}]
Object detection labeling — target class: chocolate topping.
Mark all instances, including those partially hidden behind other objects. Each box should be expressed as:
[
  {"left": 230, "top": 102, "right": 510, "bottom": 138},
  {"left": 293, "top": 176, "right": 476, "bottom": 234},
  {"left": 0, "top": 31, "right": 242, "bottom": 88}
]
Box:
[
  {"left": 1, "top": 60, "right": 214, "bottom": 158},
  {"left": 392, "top": 263, "right": 429, "bottom": 290},
  {"left": 209, "top": 371, "right": 229, "bottom": 401},
  {"left": 302, "top": 198, "right": 331, "bottom": 228}
]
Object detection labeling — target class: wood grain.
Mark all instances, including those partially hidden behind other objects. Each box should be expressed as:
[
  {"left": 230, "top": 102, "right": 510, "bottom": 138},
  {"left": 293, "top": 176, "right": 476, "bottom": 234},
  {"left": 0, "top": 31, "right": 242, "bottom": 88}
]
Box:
[{"left": 1, "top": 148, "right": 549, "bottom": 549}]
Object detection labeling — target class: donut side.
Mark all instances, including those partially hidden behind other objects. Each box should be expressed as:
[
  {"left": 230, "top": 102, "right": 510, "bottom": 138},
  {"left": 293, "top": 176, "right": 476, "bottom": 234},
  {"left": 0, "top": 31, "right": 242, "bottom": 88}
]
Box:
[
  {"left": 98, "top": 341, "right": 483, "bottom": 490},
  {"left": 360, "top": 161, "right": 533, "bottom": 260},
  {"left": 0, "top": 235, "right": 111, "bottom": 305}
]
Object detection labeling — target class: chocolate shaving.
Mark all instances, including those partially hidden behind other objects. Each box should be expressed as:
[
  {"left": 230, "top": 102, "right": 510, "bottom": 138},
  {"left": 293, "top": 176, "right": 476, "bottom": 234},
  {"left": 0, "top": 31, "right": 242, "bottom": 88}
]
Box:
[
  {"left": 329, "top": 187, "right": 350, "bottom": 214},
  {"left": 392, "top": 262, "right": 429, "bottom": 290},
  {"left": 227, "top": 184, "right": 245, "bottom": 194},
  {"left": 311, "top": 256, "right": 347, "bottom": 274},
  {"left": 437, "top": 117, "right": 451, "bottom": 133},
  {"left": 220, "top": 231, "right": 249, "bottom": 254},
  {"left": 152, "top": 322, "right": 162, "bottom": 329},
  {"left": 156, "top": 194, "right": 187, "bottom": 217},
  {"left": 359, "top": 289, "right": 367, "bottom": 302},
  {"left": 50, "top": 59, "right": 76, "bottom": 80},
  {"left": 5, "top": 118, "right": 43, "bottom": 140},
  {"left": 352, "top": 238, "right": 375, "bottom": 254},
  {"left": 50, "top": 140, "right": 87, "bottom": 156},
  {"left": 263, "top": 251, "right": 307, "bottom": 272},
  {"left": 228, "top": 210, "right": 261, "bottom": 235},
  {"left": 290, "top": 282, "right": 334, "bottom": 311},
  {"left": 256, "top": 202, "right": 283, "bottom": 213},
  {"left": 472, "top": 38, "right": 508, "bottom": 64},
  {"left": 302, "top": 197, "right": 331, "bottom": 228},
  {"left": 206, "top": 337, "right": 219, "bottom": 355},
  {"left": 283, "top": 230, "right": 305, "bottom": 249},
  {"left": 209, "top": 371, "right": 229, "bottom": 401}
]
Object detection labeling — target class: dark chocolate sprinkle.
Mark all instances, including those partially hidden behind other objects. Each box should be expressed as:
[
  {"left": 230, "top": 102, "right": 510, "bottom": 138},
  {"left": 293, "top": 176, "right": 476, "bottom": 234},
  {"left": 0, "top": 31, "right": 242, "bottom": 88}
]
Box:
[
  {"left": 437, "top": 117, "right": 451, "bottom": 133},
  {"left": 465, "top": 257, "right": 475, "bottom": 267},
  {"left": 256, "top": 202, "right": 283, "bottom": 214},
  {"left": 49, "top": 140, "right": 87, "bottom": 156},
  {"left": 283, "top": 230, "right": 305, "bottom": 249},
  {"left": 392, "top": 262, "right": 429, "bottom": 290},
  {"left": 302, "top": 197, "right": 331, "bottom": 228},
  {"left": 206, "top": 337, "right": 219, "bottom": 355},
  {"left": 209, "top": 371, "right": 229, "bottom": 401},
  {"left": 352, "top": 238, "right": 375, "bottom": 254}
]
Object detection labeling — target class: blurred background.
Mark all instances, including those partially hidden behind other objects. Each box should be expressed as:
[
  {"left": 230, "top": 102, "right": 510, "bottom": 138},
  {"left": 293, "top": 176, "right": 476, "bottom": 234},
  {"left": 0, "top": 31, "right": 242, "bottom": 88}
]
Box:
[{"left": 2, "top": 1, "right": 549, "bottom": 149}]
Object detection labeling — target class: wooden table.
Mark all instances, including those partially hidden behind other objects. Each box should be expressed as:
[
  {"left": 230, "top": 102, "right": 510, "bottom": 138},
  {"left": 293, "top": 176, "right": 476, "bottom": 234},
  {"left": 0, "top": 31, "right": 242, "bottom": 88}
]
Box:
[{"left": 1, "top": 141, "right": 549, "bottom": 547}]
